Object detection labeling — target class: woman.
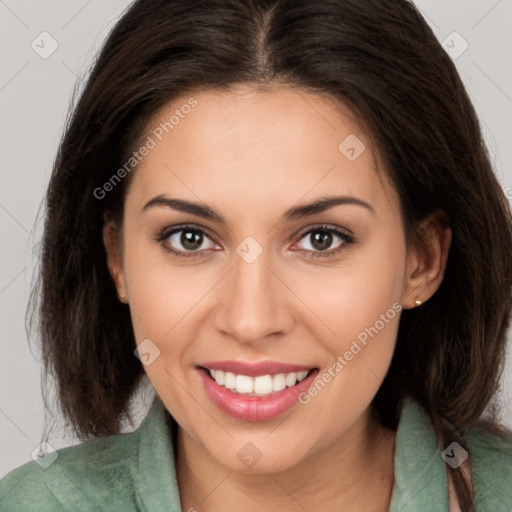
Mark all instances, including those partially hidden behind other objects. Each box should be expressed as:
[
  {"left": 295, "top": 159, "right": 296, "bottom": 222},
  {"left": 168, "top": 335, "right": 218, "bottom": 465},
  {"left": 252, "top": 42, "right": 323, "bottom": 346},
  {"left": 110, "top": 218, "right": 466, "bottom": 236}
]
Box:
[{"left": 1, "top": 0, "right": 511, "bottom": 510}]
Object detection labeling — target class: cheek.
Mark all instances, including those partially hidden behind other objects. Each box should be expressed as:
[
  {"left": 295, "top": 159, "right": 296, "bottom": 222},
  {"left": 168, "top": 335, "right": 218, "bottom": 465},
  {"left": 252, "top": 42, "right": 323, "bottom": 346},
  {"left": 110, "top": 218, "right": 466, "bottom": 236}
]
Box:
[
  {"left": 329, "top": 239, "right": 405, "bottom": 394},
  {"left": 294, "top": 241, "right": 405, "bottom": 427},
  {"left": 122, "top": 234, "right": 220, "bottom": 358},
  {"left": 121, "top": 232, "right": 179, "bottom": 343},
  {"left": 127, "top": 265, "right": 205, "bottom": 345},
  {"left": 291, "top": 233, "right": 406, "bottom": 348}
]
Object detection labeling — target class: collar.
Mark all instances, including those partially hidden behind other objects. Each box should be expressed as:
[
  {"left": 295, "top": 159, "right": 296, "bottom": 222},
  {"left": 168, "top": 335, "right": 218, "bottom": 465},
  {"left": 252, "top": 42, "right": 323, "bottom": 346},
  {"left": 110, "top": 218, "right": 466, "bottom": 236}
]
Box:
[
  {"left": 134, "top": 396, "right": 182, "bottom": 511},
  {"left": 388, "top": 396, "right": 449, "bottom": 511}
]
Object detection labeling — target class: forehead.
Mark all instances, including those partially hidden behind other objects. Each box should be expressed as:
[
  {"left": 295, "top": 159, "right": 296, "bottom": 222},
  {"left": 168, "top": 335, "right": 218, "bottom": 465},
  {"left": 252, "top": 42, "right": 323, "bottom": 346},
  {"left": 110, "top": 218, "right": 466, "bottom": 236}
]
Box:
[{"left": 126, "top": 86, "right": 399, "bottom": 221}]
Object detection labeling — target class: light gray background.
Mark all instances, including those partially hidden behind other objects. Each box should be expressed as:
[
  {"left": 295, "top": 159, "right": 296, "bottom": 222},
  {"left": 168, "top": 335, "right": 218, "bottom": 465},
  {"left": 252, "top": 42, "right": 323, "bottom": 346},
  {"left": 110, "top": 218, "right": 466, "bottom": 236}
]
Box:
[{"left": 1, "top": 0, "right": 511, "bottom": 478}]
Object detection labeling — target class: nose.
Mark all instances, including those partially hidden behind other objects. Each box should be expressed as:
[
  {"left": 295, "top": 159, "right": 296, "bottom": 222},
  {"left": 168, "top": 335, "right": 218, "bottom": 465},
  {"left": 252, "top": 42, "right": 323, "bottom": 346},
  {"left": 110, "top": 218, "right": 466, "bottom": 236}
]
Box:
[{"left": 213, "top": 246, "right": 295, "bottom": 345}]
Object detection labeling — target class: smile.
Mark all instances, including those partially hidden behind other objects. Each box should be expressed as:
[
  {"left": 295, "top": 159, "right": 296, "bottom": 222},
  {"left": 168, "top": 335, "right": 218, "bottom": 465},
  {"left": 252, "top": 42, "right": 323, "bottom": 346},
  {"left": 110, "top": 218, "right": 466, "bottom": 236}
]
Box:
[
  {"left": 206, "top": 368, "right": 311, "bottom": 396},
  {"left": 196, "top": 363, "right": 319, "bottom": 421}
]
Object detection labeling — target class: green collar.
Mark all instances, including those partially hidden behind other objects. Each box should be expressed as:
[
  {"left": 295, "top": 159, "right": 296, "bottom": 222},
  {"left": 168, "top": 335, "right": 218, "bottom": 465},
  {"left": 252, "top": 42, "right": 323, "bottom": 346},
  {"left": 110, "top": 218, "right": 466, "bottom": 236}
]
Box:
[
  {"left": 134, "top": 396, "right": 181, "bottom": 511},
  {"left": 388, "top": 396, "right": 449, "bottom": 511}
]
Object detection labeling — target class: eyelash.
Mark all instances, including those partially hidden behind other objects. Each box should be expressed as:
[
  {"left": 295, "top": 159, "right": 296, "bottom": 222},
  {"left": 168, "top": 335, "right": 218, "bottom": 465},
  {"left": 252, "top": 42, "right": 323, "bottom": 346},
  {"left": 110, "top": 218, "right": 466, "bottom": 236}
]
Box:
[{"left": 155, "top": 223, "right": 356, "bottom": 260}]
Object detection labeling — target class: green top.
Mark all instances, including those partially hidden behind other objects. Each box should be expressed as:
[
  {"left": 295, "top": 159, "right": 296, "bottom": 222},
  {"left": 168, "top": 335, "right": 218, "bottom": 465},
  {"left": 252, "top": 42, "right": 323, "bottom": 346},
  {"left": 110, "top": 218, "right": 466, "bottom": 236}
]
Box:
[{"left": 1, "top": 395, "right": 511, "bottom": 511}]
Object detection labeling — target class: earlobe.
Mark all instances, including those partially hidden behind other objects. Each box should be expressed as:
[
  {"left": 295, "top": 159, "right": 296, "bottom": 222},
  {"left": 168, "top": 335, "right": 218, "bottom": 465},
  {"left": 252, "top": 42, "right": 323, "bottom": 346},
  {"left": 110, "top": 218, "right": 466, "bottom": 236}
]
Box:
[
  {"left": 403, "top": 210, "right": 452, "bottom": 309},
  {"left": 102, "top": 221, "right": 127, "bottom": 303}
]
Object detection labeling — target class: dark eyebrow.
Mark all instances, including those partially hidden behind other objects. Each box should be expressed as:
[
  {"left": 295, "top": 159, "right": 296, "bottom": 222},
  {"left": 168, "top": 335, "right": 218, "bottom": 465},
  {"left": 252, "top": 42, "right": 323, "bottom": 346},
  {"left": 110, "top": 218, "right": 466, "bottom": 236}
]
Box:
[
  {"left": 283, "top": 195, "right": 375, "bottom": 221},
  {"left": 141, "top": 194, "right": 375, "bottom": 224}
]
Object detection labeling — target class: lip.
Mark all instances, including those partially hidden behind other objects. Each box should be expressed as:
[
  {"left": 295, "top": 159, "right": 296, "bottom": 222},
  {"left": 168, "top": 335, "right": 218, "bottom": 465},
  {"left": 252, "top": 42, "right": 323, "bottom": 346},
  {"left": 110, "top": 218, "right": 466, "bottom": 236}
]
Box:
[
  {"left": 198, "top": 360, "right": 314, "bottom": 377},
  {"left": 197, "top": 366, "right": 319, "bottom": 422}
]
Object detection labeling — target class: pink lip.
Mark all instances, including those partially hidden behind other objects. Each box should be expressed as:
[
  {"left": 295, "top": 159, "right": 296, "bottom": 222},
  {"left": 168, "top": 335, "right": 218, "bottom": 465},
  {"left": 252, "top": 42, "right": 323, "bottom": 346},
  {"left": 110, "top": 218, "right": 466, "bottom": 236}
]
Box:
[
  {"left": 198, "top": 360, "right": 314, "bottom": 377},
  {"left": 197, "top": 366, "right": 319, "bottom": 422}
]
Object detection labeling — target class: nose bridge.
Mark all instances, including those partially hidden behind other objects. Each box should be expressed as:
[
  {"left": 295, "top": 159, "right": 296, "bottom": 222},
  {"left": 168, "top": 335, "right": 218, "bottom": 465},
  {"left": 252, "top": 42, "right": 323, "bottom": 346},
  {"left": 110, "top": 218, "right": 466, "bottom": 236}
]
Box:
[
  {"left": 214, "top": 240, "right": 293, "bottom": 343},
  {"left": 232, "top": 245, "right": 272, "bottom": 305}
]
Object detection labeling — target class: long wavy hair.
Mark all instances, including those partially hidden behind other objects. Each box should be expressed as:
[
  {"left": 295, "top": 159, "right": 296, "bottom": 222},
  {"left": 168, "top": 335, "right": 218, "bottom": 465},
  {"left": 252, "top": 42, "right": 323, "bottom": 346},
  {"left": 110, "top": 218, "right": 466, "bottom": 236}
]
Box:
[{"left": 28, "top": 1, "right": 512, "bottom": 510}]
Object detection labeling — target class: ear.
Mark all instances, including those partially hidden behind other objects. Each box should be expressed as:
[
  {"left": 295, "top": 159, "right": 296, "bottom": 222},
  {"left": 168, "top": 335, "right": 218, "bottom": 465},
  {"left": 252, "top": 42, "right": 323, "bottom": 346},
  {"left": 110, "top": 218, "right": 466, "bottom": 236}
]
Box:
[
  {"left": 402, "top": 209, "right": 452, "bottom": 309},
  {"left": 102, "top": 216, "right": 128, "bottom": 303}
]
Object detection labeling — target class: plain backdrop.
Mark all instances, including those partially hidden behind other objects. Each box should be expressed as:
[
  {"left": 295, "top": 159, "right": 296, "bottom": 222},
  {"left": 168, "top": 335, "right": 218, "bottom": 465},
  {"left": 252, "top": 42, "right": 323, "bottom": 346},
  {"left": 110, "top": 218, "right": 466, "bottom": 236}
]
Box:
[{"left": 1, "top": 0, "right": 511, "bottom": 478}]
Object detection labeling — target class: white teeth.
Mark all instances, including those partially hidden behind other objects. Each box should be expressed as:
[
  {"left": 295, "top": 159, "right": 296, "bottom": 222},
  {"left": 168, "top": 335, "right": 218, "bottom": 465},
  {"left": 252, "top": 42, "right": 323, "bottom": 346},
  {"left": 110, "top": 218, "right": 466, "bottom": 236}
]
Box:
[
  {"left": 208, "top": 368, "right": 311, "bottom": 396},
  {"left": 215, "top": 370, "right": 224, "bottom": 385},
  {"left": 254, "top": 375, "right": 273, "bottom": 395},
  {"left": 272, "top": 373, "right": 286, "bottom": 392},
  {"left": 224, "top": 371, "right": 236, "bottom": 390},
  {"left": 285, "top": 372, "right": 297, "bottom": 387},
  {"left": 235, "top": 375, "right": 254, "bottom": 394}
]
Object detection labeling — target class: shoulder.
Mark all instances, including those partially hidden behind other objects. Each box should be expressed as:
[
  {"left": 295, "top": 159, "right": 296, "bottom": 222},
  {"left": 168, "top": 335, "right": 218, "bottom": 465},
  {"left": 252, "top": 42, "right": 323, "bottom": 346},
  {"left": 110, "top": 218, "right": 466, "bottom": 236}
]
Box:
[
  {"left": 0, "top": 430, "right": 140, "bottom": 512},
  {"left": 466, "top": 423, "right": 512, "bottom": 508}
]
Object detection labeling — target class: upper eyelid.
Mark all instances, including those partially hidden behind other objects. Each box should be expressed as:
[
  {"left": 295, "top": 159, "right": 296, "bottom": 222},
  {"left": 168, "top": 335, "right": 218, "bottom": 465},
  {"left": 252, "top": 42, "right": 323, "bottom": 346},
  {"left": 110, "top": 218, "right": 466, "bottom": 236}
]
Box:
[{"left": 159, "top": 224, "right": 218, "bottom": 244}]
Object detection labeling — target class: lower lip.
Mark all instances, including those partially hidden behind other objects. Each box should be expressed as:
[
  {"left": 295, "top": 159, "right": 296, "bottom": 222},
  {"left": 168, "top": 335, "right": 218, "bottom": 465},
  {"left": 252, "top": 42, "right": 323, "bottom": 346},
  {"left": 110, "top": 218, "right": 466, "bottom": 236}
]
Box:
[{"left": 197, "top": 367, "right": 319, "bottom": 421}]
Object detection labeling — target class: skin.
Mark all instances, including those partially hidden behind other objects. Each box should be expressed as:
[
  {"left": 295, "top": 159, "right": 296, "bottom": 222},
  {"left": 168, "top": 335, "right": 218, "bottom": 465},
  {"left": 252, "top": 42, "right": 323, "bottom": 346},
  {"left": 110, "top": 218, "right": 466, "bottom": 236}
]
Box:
[{"left": 104, "top": 85, "right": 451, "bottom": 511}]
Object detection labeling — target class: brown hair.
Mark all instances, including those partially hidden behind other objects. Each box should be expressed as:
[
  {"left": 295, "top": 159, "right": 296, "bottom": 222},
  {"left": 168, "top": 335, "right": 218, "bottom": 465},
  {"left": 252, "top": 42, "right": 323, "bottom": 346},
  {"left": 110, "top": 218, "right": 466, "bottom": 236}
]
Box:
[{"left": 29, "top": 1, "right": 512, "bottom": 510}]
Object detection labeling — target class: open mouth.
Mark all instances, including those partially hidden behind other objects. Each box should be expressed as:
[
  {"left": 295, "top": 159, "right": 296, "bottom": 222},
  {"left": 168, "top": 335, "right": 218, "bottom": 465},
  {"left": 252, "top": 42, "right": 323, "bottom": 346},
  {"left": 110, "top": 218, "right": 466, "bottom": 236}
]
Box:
[{"left": 199, "top": 366, "right": 318, "bottom": 397}]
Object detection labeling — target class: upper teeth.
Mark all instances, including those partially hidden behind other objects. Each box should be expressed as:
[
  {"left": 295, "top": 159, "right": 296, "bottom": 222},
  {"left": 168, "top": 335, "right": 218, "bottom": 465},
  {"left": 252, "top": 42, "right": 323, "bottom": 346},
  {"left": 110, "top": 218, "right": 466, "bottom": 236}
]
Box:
[{"left": 208, "top": 369, "right": 310, "bottom": 396}]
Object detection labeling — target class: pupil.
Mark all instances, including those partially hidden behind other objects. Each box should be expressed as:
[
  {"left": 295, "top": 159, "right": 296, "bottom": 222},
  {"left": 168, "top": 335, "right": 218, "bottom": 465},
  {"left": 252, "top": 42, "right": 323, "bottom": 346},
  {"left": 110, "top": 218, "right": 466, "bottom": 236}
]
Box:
[
  {"left": 312, "top": 231, "right": 332, "bottom": 251},
  {"left": 181, "top": 231, "right": 202, "bottom": 250}
]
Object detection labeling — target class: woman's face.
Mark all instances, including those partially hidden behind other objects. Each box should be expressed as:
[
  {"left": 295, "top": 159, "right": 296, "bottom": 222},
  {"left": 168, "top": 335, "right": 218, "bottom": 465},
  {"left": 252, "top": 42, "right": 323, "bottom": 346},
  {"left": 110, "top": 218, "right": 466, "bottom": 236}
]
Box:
[{"left": 107, "top": 86, "right": 427, "bottom": 473}]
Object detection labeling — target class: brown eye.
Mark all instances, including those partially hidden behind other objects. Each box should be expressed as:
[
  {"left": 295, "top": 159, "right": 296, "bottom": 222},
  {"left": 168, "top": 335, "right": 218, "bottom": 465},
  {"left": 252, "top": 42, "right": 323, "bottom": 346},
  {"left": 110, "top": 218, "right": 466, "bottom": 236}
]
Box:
[
  {"left": 308, "top": 231, "right": 334, "bottom": 251},
  {"left": 158, "top": 225, "right": 218, "bottom": 257},
  {"left": 295, "top": 225, "right": 355, "bottom": 259},
  {"left": 179, "top": 230, "right": 205, "bottom": 251}
]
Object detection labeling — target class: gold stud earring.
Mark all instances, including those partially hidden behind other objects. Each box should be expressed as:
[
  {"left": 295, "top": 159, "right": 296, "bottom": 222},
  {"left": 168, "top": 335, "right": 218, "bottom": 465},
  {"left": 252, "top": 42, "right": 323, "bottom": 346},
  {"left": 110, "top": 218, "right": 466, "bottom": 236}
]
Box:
[{"left": 414, "top": 298, "right": 423, "bottom": 307}]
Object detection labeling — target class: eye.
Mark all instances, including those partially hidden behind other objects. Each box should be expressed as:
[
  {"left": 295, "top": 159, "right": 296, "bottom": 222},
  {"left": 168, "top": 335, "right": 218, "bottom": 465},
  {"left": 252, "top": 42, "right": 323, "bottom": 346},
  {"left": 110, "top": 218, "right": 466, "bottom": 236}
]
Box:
[
  {"left": 156, "top": 223, "right": 355, "bottom": 259},
  {"left": 293, "top": 225, "right": 355, "bottom": 258},
  {"left": 157, "top": 225, "right": 219, "bottom": 258}
]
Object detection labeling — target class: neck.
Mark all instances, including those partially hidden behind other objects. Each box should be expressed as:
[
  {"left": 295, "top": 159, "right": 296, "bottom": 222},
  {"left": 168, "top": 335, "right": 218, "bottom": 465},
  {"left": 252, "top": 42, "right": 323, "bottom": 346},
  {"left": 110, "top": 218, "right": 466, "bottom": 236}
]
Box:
[{"left": 175, "top": 408, "right": 397, "bottom": 512}]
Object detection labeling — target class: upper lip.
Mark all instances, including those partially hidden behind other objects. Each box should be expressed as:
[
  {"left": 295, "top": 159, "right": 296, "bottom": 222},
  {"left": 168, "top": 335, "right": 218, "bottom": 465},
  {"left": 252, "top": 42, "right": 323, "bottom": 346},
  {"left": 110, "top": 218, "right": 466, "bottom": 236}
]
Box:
[{"left": 198, "top": 360, "right": 316, "bottom": 377}]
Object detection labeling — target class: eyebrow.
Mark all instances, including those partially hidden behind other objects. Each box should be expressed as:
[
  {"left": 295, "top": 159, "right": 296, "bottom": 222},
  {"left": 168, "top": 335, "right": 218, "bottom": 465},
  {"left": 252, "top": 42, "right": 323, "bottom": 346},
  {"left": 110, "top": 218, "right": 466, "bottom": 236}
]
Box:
[{"left": 141, "top": 194, "right": 376, "bottom": 224}]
